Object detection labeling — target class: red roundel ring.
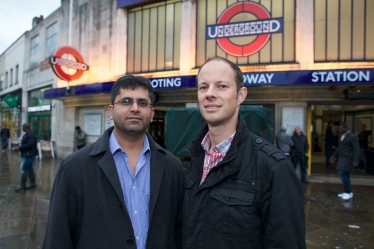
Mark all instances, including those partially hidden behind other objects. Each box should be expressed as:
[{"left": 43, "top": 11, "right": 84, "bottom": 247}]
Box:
[
  {"left": 217, "top": 2, "right": 271, "bottom": 57},
  {"left": 52, "top": 46, "right": 86, "bottom": 81}
]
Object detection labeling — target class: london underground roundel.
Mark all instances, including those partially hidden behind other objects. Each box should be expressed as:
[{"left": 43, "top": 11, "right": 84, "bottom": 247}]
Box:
[
  {"left": 50, "top": 46, "right": 89, "bottom": 81},
  {"left": 206, "top": 2, "right": 283, "bottom": 57}
]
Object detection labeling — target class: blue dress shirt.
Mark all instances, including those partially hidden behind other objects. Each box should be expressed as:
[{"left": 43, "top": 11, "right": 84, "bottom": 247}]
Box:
[{"left": 110, "top": 132, "right": 151, "bottom": 249}]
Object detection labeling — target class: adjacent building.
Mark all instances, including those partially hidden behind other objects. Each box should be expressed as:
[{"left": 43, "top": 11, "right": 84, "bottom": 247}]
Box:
[
  {"left": 0, "top": 33, "right": 25, "bottom": 147},
  {"left": 23, "top": 10, "right": 59, "bottom": 147}
]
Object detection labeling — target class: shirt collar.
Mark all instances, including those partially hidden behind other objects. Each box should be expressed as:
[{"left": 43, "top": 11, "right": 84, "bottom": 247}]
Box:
[
  {"left": 342, "top": 130, "right": 350, "bottom": 136},
  {"left": 201, "top": 131, "right": 236, "bottom": 155},
  {"left": 109, "top": 131, "right": 150, "bottom": 155}
]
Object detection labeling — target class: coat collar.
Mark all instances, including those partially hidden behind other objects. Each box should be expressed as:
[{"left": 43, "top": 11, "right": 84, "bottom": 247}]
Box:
[
  {"left": 187, "top": 115, "right": 249, "bottom": 189},
  {"left": 90, "top": 127, "right": 167, "bottom": 223}
]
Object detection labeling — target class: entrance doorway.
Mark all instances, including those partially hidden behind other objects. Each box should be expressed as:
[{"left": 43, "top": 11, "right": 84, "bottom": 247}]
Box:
[
  {"left": 310, "top": 104, "right": 374, "bottom": 176},
  {"left": 28, "top": 114, "right": 51, "bottom": 141}
]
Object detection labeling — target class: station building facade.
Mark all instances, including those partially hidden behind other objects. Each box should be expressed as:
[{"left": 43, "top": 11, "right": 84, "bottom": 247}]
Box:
[
  {"left": 0, "top": 10, "right": 59, "bottom": 152},
  {"left": 45, "top": 0, "right": 374, "bottom": 169}
]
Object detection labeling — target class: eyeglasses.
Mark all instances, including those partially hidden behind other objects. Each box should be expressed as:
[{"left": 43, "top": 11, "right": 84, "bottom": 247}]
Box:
[{"left": 113, "top": 98, "right": 152, "bottom": 108}]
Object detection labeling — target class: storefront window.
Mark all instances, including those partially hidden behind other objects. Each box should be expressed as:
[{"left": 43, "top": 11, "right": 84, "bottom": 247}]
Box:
[
  {"left": 314, "top": 0, "right": 374, "bottom": 61},
  {"left": 127, "top": 0, "right": 181, "bottom": 73},
  {"left": 28, "top": 87, "right": 51, "bottom": 107}
]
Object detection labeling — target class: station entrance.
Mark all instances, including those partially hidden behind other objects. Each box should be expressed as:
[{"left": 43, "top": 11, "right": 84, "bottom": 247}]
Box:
[{"left": 310, "top": 104, "right": 374, "bottom": 176}]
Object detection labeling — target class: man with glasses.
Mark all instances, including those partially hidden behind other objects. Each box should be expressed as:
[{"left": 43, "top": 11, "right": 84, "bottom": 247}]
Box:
[{"left": 43, "top": 75, "right": 184, "bottom": 249}]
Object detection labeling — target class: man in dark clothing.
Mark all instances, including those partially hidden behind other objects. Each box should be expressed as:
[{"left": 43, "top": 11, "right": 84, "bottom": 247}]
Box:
[
  {"left": 358, "top": 123, "right": 371, "bottom": 173},
  {"left": 183, "top": 56, "right": 306, "bottom": 249},
  {"left": 291, "top": 126, "right": 309, "bottom": 184},
  {"left": 43, "top": 76, "right": 184, "bottom": 249},
  {"left": 13, "top": 123, "right": 38, "bottom": 191},
  {"left": 330, "top": 123, "right": 359, "bottom": 200},
  {"left": 325, "top": 121, "right": 336, "bottom": 169},
  {"left": 1, "top": 124, "right": 10, "bottom": 152},
  {"left": 276, "top": 125, "right": 294, "bottom": 159},
  {"left": 75, "top": 126, "right": 86, "bottom": 150}
]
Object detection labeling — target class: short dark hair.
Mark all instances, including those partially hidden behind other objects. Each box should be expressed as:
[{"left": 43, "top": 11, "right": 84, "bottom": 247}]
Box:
[
  {"left": 197, "top": 56, "right": 244, "bottom": 92},
  {"left": 75, "top": 126, "right": 81, "bottom": 130},
  {"left": 339, "top": 122, "right": 349, "bottom": 129},
  {"left": 111, "top": 75, "right": 155, "bottom": 105}
]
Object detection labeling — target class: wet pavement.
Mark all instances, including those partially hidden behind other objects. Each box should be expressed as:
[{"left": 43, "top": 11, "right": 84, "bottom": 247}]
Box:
[{"left": 0, "top": 149, "right": 373, "bottom": 249}]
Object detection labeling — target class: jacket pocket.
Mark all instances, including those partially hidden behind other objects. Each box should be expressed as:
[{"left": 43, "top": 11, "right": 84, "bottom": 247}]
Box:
[
  {"left": 209, "top": 186, "right": 255, "bottom": 238},
  {"left": 183, "top": 176, "right": 197, "bottom": 220}
]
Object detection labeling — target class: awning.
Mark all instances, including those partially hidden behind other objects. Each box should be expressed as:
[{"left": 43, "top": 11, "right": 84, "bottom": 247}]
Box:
[{"left": 1, "top": 94, "right": 19, "bottom": 109}]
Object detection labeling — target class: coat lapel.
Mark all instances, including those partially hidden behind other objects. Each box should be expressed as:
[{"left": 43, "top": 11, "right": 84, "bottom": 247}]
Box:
[
  {"left": 148, "top": 142, "right": 166, "bottom": 224},
  {"left": 98, "top": 151, "right": 128, "bottom": 209}
]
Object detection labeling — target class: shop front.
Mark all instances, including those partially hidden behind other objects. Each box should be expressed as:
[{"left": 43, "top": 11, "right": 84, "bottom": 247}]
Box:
[{"left": 0, "top": 92, "right": 22, "bottom": 148}]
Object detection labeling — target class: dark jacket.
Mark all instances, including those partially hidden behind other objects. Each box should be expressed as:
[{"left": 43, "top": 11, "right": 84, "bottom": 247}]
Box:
[
  {"left": 358, "top": 130, "right": 371, "bottom": 149},
  {"left": 0, "top": 128, "right": 10, "bottom": 139},
  {"left": 19, "top": 130, "right": 38, "bottom": 157},
  {"left": 325, "top": 125, "right": 335, "bottom": 149},
  {"left": 183, "top": 116, "right": 306, "bottom": 249},
  {"left": 43, "top": 127, "right": 184, "bottom": 249},
  {"left": 275, "top": 130, "right": 294, "bottom": 153},
  {"left": 291, "top": 132, "right": 309, "bottom": 157},
  {"left": 332, "top": 131, "right": 360, "bottom": 171}
]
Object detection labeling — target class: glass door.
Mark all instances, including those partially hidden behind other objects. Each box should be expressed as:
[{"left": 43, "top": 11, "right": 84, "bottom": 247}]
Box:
[{"left": 28, "top": 114, "right": 51, "bottom": 140}]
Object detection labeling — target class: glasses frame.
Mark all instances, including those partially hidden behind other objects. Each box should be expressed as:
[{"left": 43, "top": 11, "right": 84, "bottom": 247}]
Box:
[{"left": 113, "top": 98, "right": 152, "bottom": 108}]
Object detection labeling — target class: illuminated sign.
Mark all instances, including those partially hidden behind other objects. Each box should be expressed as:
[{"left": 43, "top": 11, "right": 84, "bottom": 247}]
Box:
[
  {"left": 27, "top": 105, "right": 51, "bottom": 112},
  {"left": 117, "top": 0, "right": 162, "bottom": 8},
  {"left": 44, "top": 69, "right": 374, "bottom": 99},
  {"left": 207, "top": 2, "right": 283, "bottom": 57},
  {"left": 50, "top": 46, "right": 89, "bottom": 81}
]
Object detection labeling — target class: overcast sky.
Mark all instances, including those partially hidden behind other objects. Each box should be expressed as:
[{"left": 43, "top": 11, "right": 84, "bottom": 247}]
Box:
[{"left": 0, "top": 0, "right": 61, "bottom": 54}]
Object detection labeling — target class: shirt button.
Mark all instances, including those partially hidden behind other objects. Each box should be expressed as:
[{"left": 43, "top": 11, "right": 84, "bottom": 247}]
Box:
[
  {"left": 133, "top": 186, "right": 136, "bottom": 190},
  {"left": 136, "top": 236, "right": 139, "bottom": 240},
  {"left": 134, "top": 210, "right": 137, "bottom": 215}
]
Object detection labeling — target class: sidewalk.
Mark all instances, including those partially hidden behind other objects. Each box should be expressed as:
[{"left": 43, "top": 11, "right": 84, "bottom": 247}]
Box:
[{"left": 0, "top": 150, "right": 373, "bottom": 249}]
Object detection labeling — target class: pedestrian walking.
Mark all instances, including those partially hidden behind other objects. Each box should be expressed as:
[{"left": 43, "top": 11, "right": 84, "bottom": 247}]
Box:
[
  {"left": 330, "top": 122, "right": 360, "bottom": 200},
  {"left": 358, "top": 123, "right": 371, "bottom": 173},
  {"left": 75, "top": 126, "right": 85, "bottom": 150},
  {"left": 183, "top": 56, "right": 306, "bottom": 249},
  {"left": 13, "top": 123, "right": 38, "bottom": 191},
  {"left": 43, "top": 75, "right": 184, "bottom": 249},
  {"left": 291, "top": 126, "right": 310, "bottom": 184},
  {"left": 325, "top": 120, "right": 336, "bottom": 169},
  {"left": 276, "top": 125, "right": 294, "bottom": 159},
  {"left": 1, "top": 124, "right": 10, "bottom": 152}
]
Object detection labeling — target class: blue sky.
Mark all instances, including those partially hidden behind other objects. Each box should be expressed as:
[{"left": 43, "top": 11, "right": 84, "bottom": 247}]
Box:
[{"left": 0, "top": 0, "right": 60, "bottom": 53}]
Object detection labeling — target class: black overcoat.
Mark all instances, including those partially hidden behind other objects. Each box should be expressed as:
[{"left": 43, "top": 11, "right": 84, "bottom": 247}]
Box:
[
  {"left": 183, "top": 116, "right": 306, "bottom": 249},
  {"left": 43, "top": 127, "right": 184, "bottom": 249},
  {"left": 332, "top": 131, "right": 360, "bottom": 171}
]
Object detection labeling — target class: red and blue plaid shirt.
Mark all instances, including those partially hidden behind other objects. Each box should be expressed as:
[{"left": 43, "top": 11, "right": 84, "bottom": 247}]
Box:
[{"left": 200, "top": 132, "right": 235, "bottom": 184}]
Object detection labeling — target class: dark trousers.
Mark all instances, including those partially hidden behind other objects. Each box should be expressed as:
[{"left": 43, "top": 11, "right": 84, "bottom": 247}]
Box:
[
  {"left": 359, "top": 148, "right": 367, "bottom": 170},
  {"left": 325, "top": 146, "right": 334, "bottom": 168},
  {"left": 21, "top": 156, "right": 36, "bottom": 173},
  {"left": 292, "top": 155, "right": 307, "bottom": 182},
  {"left": 338, "top": 170, "right": 351, "bottom": 193},
  {"left": 1, "top": 138, "right": 8, "bottom": 150}
]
